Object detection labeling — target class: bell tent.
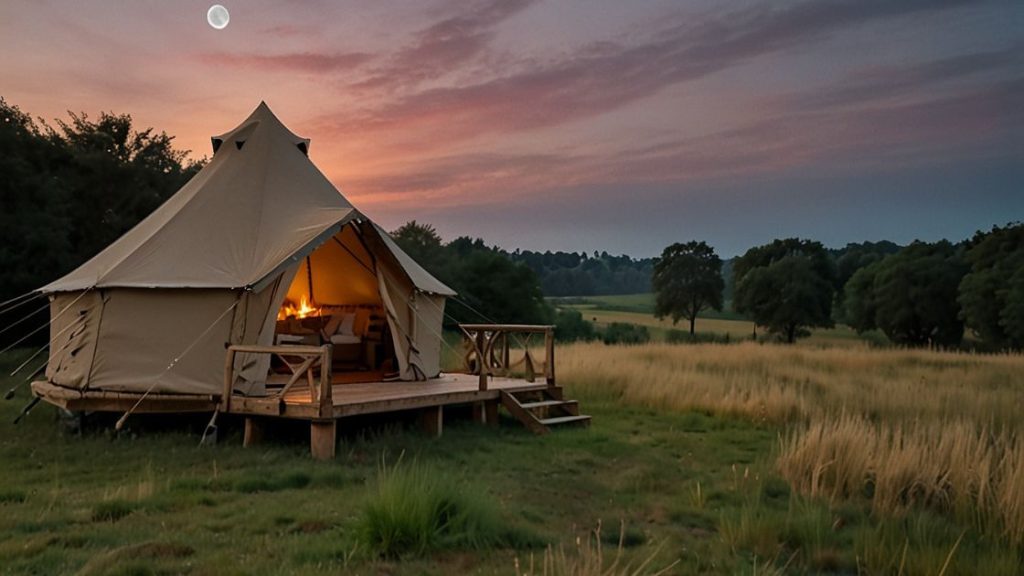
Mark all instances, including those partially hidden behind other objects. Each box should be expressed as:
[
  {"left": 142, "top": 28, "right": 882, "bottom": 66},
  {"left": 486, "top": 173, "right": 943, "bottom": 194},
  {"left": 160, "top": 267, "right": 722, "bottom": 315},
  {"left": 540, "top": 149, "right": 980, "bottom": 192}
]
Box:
[{"left": 33, "top": 102, "right": 456, "bottom": 404}]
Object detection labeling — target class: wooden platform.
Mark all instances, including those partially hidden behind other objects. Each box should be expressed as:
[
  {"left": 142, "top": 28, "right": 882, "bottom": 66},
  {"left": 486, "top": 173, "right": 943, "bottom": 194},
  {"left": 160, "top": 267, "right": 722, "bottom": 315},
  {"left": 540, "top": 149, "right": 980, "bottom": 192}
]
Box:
[
  {"left": 31, "top": 324, "right": 591, "bottom": 460},
  {"left": 228, "top": 372, "right": 552, "bottom": 420}
]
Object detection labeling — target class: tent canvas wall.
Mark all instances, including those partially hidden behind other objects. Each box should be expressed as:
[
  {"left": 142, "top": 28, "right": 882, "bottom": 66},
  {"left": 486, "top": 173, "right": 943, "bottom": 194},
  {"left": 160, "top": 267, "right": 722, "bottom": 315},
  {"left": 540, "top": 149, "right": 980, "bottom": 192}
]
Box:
[{"left": 37, "top": 103, "right": 454, "bottom": 399}]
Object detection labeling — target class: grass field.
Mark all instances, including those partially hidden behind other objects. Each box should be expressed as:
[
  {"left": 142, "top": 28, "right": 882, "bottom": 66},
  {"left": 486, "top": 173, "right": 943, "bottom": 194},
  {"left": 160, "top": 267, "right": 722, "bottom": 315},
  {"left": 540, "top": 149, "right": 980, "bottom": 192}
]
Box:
[
  {"left": 560, "top": 294, "right": 877, "bottom": 347},
  {"left": 1, "top": 343, "right": 1022, "bottom": 575}
]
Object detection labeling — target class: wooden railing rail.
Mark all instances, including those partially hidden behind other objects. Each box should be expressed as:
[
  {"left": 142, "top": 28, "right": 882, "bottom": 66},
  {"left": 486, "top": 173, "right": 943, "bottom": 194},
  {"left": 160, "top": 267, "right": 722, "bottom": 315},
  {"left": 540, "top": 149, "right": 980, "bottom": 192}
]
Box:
[
  {"left": 222, "top": 344, "right": 333, "bottom": 416},
  {"left": 457, "top": 324, "right": 555, "bottom": 391}
]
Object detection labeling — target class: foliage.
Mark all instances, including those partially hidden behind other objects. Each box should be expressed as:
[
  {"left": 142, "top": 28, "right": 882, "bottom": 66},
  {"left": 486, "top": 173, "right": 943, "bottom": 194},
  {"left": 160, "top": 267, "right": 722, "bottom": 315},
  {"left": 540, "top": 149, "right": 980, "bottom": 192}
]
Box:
[
  {"left": 958, "top": 223, "right": 1024, "bottom": 349},
  {"left": 830, "top": 240, "right": 902, "bottom": 322},
  {"left": 601, "top": 322, "right": 650, "bottom": 345},
  {"left": 390, "top": 223, "right": 552, "bottom": 325},
  {"left": 512, "top": 250, "right": 654, "bottom": 297},
  {"left": 733, "top": 239, "right": 836, "bottom": 343},
  {"left": 0, "top": 98, "right": 203, "bottom": 304},
  {"left": 651, "top": 241, "right": 724, "bottom": 334},
  {"left": 553, "top": 307, "right": 596, "bottom": 342},
  {"left": 845, "top": 241, "right": 967, "bottom": 347}
]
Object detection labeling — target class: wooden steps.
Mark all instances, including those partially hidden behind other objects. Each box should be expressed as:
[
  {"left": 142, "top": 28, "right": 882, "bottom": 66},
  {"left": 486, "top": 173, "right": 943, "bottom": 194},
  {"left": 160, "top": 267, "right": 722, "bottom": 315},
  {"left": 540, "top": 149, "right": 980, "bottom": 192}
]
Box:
[{"left": 499, "top": 390, "right": 590, "bottom": 434}]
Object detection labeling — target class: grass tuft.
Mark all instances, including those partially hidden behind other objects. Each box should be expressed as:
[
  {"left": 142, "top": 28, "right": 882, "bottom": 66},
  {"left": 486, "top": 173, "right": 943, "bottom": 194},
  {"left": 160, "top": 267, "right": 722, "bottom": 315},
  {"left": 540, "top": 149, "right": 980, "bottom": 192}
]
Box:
[
  {"left": 91, "top": 500, "right": 136, "bottom": 523},
  {"left": 0, "top": 489, "right": 27, "bottom": 504},
  {"left": 355, "top": 457, "right": 538, "bottom": 558}
]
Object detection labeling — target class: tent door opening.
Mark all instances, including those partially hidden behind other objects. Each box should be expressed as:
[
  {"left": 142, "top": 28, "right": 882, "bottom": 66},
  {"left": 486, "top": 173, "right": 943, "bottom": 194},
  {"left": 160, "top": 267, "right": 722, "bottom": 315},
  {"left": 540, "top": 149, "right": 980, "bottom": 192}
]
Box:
[{"left": 272, "top": 223, "right": 396, "bottom": 381}]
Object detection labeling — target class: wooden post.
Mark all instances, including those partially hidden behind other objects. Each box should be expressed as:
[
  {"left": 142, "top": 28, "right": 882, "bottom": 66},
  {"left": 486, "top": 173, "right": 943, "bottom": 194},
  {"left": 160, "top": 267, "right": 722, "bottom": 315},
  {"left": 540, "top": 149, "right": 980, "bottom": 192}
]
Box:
[
  {"left": 472, "top": 400, "right": 500, "bottom": 426},
  {"left": 485, "top": 400, "right": 499, "bottom": 427},
  {"left": 420, "top": 405, "right": 443, "bottom": 437},
  {"left": 310, "top": 420, "right": 336, "bottom": 460},
  {"left": 502, "top": 333, "right": 510, "bottom": 376},
  {"left": 476, "top": 331, "right": 488, "bottom": 391},
  {"left": 222, "top": 347, "right": 236, "bottom": 412},
  {"left": 319, "top": 344, "right": 333, "bottom": 419},
  {"left": 544, "top": 327, "right": 556, "bottom": 388},
  {"left": 243, "top": 417, "right": 264, "bottom": 447}
]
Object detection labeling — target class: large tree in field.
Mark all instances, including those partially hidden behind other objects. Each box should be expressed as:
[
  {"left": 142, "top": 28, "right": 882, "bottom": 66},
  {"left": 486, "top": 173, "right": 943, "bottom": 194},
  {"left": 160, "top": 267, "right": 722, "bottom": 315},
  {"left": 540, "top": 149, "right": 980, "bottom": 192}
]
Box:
[
  {"left": 846, "top": 241, "right": 967, "bottom": 347},
  {"left": 652, "top": 241, "right": 724, "bottom": 335},
  {"left": 958, "top": 223, "right": 1024, "bottom": 349},
  {"left": 733, "top": 239, "right": 835, "bottom": 343}
]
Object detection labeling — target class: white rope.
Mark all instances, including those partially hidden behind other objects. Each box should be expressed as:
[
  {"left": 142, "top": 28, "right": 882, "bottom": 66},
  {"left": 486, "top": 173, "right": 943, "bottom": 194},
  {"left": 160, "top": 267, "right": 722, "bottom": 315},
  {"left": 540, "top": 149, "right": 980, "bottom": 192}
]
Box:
[
  {"left": 116, "top": 299, "right": 239, "bottom": 430},
  {"left": 0, "top": 301, "right": 52, "bottom": 340},
  {"left": 10, "top": 313, "right": 86, "bottom": 376},
  {"left": 0, "top": 288, "right": 94, "bottom": 356},
  {"left": 0, "top": 290, "right": 39, "bottom": 311},
  {"left": 0, "top": 291, "right": 43, "bottom": 317}
]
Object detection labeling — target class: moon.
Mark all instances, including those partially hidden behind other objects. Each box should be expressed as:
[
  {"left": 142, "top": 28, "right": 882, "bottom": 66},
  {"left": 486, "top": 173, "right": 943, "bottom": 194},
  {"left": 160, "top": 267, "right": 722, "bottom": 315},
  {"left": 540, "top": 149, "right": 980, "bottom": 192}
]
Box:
[{"left": 207, "top": 5, "right": 230, "bottom": 30}]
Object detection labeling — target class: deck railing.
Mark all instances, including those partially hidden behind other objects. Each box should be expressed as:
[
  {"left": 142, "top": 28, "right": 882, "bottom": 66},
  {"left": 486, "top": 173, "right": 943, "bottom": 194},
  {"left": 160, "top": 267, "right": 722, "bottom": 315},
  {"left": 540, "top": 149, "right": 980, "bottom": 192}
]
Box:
[
  {"left": 457, "top": 324, "right": 555, "bottom": 391},
  {"left": 222, "top": 344, "right": 333, "bottom": 417}
]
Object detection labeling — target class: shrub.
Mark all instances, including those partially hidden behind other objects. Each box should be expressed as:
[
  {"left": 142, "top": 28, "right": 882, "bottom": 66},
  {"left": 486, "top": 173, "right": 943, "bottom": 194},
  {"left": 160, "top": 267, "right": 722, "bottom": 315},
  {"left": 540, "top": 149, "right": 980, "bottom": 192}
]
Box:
[
  {"left": 664, "top": 329, "right": 734, "bottom": 345},
  {"left": 554, "top": 308, "right": 596, "bottom": 342},
  {"left": 601, "top": 323, "right": 650, "bottom": 345},
  {"left": 355, "top": 459, "right": 538, "bottom": 558}
]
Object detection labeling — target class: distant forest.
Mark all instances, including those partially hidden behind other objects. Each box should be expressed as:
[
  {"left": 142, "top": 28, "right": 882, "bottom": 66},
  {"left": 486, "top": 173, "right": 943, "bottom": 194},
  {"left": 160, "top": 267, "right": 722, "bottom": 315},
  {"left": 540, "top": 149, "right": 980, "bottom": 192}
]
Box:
[{"left": 508, "top": 251, "right": 654, "bottom": 297}]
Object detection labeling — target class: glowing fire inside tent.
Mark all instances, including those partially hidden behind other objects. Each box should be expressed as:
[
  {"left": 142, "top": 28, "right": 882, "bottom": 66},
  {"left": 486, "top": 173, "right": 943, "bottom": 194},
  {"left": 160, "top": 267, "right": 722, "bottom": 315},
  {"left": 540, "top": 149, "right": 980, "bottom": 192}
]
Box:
[{"left": 278, "top": 295, "right": 320, "bottom": 320}]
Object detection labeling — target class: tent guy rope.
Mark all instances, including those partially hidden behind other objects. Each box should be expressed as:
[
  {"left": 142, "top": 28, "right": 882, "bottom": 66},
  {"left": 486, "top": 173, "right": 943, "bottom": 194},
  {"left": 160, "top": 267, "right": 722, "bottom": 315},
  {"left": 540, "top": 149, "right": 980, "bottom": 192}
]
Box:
[{"left": 0, "top": 288, "right": 93, "bottom": 357}]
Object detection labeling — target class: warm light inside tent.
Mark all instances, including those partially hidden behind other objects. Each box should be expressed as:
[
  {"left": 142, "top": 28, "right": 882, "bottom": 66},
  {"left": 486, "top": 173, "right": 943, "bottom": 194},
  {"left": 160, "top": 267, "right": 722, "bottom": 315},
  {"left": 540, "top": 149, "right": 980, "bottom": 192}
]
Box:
[{"left": 278, "top": 295, "right": 320, "bottom": 320}]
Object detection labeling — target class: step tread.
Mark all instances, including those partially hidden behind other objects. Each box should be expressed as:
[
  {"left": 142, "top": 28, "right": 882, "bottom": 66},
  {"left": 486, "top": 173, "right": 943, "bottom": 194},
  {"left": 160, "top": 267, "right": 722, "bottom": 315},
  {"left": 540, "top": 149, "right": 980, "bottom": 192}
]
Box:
[
  {"left": 539, "top": 415, "right": 592, "bottom": 426},
  {"left": 519, "top": 399, "right": 578, "bottom": 409}
]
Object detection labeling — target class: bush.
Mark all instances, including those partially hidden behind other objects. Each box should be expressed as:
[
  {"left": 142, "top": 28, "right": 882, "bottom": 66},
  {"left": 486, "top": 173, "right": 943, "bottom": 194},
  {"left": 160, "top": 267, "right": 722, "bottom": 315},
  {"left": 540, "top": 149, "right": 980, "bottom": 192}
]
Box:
[
  {"left": 601, "top": 323, "right": 650, "bottom": 345},
  {"left": 554, "top": 308, "right": 596, "bottom": 342},
  {"left": 355, "top": 459, "right": 538, "bottom": 558},
  {"left": 664, "top": 329, "right": 734, "bottom": 345}
]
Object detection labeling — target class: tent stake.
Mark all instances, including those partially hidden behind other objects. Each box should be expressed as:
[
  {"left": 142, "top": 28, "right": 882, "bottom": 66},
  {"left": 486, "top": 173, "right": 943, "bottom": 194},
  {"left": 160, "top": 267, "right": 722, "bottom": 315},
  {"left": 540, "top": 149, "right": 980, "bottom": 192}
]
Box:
[{"left": 13, "top": 396, "right": 40, "bottom": 424}]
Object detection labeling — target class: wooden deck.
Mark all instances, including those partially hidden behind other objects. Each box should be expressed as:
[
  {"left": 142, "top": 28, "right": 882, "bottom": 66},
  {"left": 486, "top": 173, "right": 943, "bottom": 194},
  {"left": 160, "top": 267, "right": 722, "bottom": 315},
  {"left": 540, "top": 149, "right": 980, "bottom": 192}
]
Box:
[
  {"left": 32, "top": 324, "right": 590, "bottom": 460},
  {"left": 229, "top": 372, "right": 552, "bottom": 420}
]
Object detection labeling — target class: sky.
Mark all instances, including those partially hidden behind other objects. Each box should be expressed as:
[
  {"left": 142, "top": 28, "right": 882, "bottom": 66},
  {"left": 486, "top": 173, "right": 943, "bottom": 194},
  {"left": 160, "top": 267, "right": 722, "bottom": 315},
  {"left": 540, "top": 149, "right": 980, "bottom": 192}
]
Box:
[{"left": 0, "top": 0, "right": 1021, "bottom": 257}]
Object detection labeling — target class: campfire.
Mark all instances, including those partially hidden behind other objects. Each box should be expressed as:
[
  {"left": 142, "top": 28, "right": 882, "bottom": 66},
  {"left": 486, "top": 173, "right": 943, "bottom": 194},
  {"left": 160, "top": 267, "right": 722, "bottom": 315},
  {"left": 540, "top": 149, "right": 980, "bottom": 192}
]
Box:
[{"left": 278, "top": 295, "right": 320, "bottom": 321}]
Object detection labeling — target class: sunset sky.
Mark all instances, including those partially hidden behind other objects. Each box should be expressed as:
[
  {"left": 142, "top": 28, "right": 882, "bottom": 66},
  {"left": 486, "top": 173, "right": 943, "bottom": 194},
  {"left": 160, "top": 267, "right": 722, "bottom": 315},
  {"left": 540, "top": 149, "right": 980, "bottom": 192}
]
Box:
[{"left": 1, "top": 0, "right": 1021, "bottom": 257}]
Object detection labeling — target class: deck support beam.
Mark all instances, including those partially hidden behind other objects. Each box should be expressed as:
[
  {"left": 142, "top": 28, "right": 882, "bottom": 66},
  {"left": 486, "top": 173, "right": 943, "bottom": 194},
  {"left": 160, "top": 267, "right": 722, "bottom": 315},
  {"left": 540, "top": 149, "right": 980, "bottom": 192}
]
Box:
[
  {"left": 243, "top": 417, "right": 264, "bottom": 447},
  {"left": 310, "top": 420, "right": 336, "bottom": 460},
  {"left": 473, "top": 400, "right": 499, "bottom": 426},
  {"left": 420, "top": 405, "right": 443, "bottom": 437}
]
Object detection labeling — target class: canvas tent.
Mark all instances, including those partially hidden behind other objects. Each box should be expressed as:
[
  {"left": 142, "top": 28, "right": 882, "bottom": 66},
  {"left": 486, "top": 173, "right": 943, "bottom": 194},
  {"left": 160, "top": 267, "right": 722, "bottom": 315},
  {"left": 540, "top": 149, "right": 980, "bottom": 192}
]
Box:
[{"left": 35, "top": 102, "right": 455, "bottom": 400}]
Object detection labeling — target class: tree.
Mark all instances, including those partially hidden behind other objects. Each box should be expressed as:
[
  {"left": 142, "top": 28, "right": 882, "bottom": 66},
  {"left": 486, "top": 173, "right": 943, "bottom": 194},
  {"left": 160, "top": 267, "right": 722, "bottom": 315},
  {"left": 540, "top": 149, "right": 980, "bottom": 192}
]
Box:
[
  {"left": 958, "top": 223, "right": 1024, "bottom": 349},
  {"left": 390, "top": 223, "right": 552, "bottom": 326},
  {"left": 847, "top": 241, "right": 967, "bottom": 347},
  {"left": 0, "top": 100, "right": 202, "bottom": 304},
  {"left": 832, "top": 240, "right": 901, "bottom": 322},
  {"left": 842, "top": 263, "right": 881, "bottom": 334},
  {"left": 652, "top": 241, "right": 724, "bottom": 335},
  {"left": 391, "top": 221, "right": 445, "bottom": 272},
  {"left": 733, "top": 239, "right": 835, "bottom": 343}
]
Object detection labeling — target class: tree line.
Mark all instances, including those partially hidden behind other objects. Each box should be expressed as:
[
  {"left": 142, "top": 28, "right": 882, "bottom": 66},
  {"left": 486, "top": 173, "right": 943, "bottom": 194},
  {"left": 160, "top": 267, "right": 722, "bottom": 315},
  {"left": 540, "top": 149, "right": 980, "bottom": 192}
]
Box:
[
  {"left": 652, "top": 228, "right": 1024, "bottom": 349},
  {"left": 0, "top": 99, "right": 203, "bottom": 302},
  {"left": 510, "top": 250, "right": 653, "bottom": 297},
  {"left": 2, "top": 98, "right": 1019, "bottom": 350}
]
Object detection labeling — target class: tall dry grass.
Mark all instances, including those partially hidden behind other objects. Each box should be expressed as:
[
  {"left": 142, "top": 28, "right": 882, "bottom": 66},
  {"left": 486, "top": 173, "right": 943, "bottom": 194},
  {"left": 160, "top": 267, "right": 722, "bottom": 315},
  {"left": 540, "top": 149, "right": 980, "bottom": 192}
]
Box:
[{"left": 556, "top": 342, "right": 1024, "bottom": 544}]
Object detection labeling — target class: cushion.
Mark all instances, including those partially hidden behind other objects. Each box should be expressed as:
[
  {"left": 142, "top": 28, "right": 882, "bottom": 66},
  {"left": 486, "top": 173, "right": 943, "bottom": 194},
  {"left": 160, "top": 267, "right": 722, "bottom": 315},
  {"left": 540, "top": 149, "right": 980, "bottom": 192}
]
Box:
[
  {"left": 322, "top": 314, "right": 344, "bottom": 336},
  {"left": 337, "top": 313, "right": 356, "bottom": 335},
  {"left": 329, "top": 334, "right": 361, "bottom": 345}
]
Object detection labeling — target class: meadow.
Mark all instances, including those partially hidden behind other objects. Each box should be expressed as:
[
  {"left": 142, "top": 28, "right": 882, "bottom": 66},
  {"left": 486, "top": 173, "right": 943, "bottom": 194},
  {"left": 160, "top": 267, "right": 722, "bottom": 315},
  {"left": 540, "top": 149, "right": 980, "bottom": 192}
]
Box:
[
  {"left": 560, "top": 294, "right": 882, "bottom": 347},
  {"left": 0, "top": 341, "right": 1022, "bottom": 575}
]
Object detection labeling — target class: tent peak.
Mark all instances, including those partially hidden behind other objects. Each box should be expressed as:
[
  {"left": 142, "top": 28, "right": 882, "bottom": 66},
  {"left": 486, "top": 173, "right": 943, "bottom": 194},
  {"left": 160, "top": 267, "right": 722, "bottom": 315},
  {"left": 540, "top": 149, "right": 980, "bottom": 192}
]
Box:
[{"left": 211, "top": 101, "right": 311, "bottom": 155}]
